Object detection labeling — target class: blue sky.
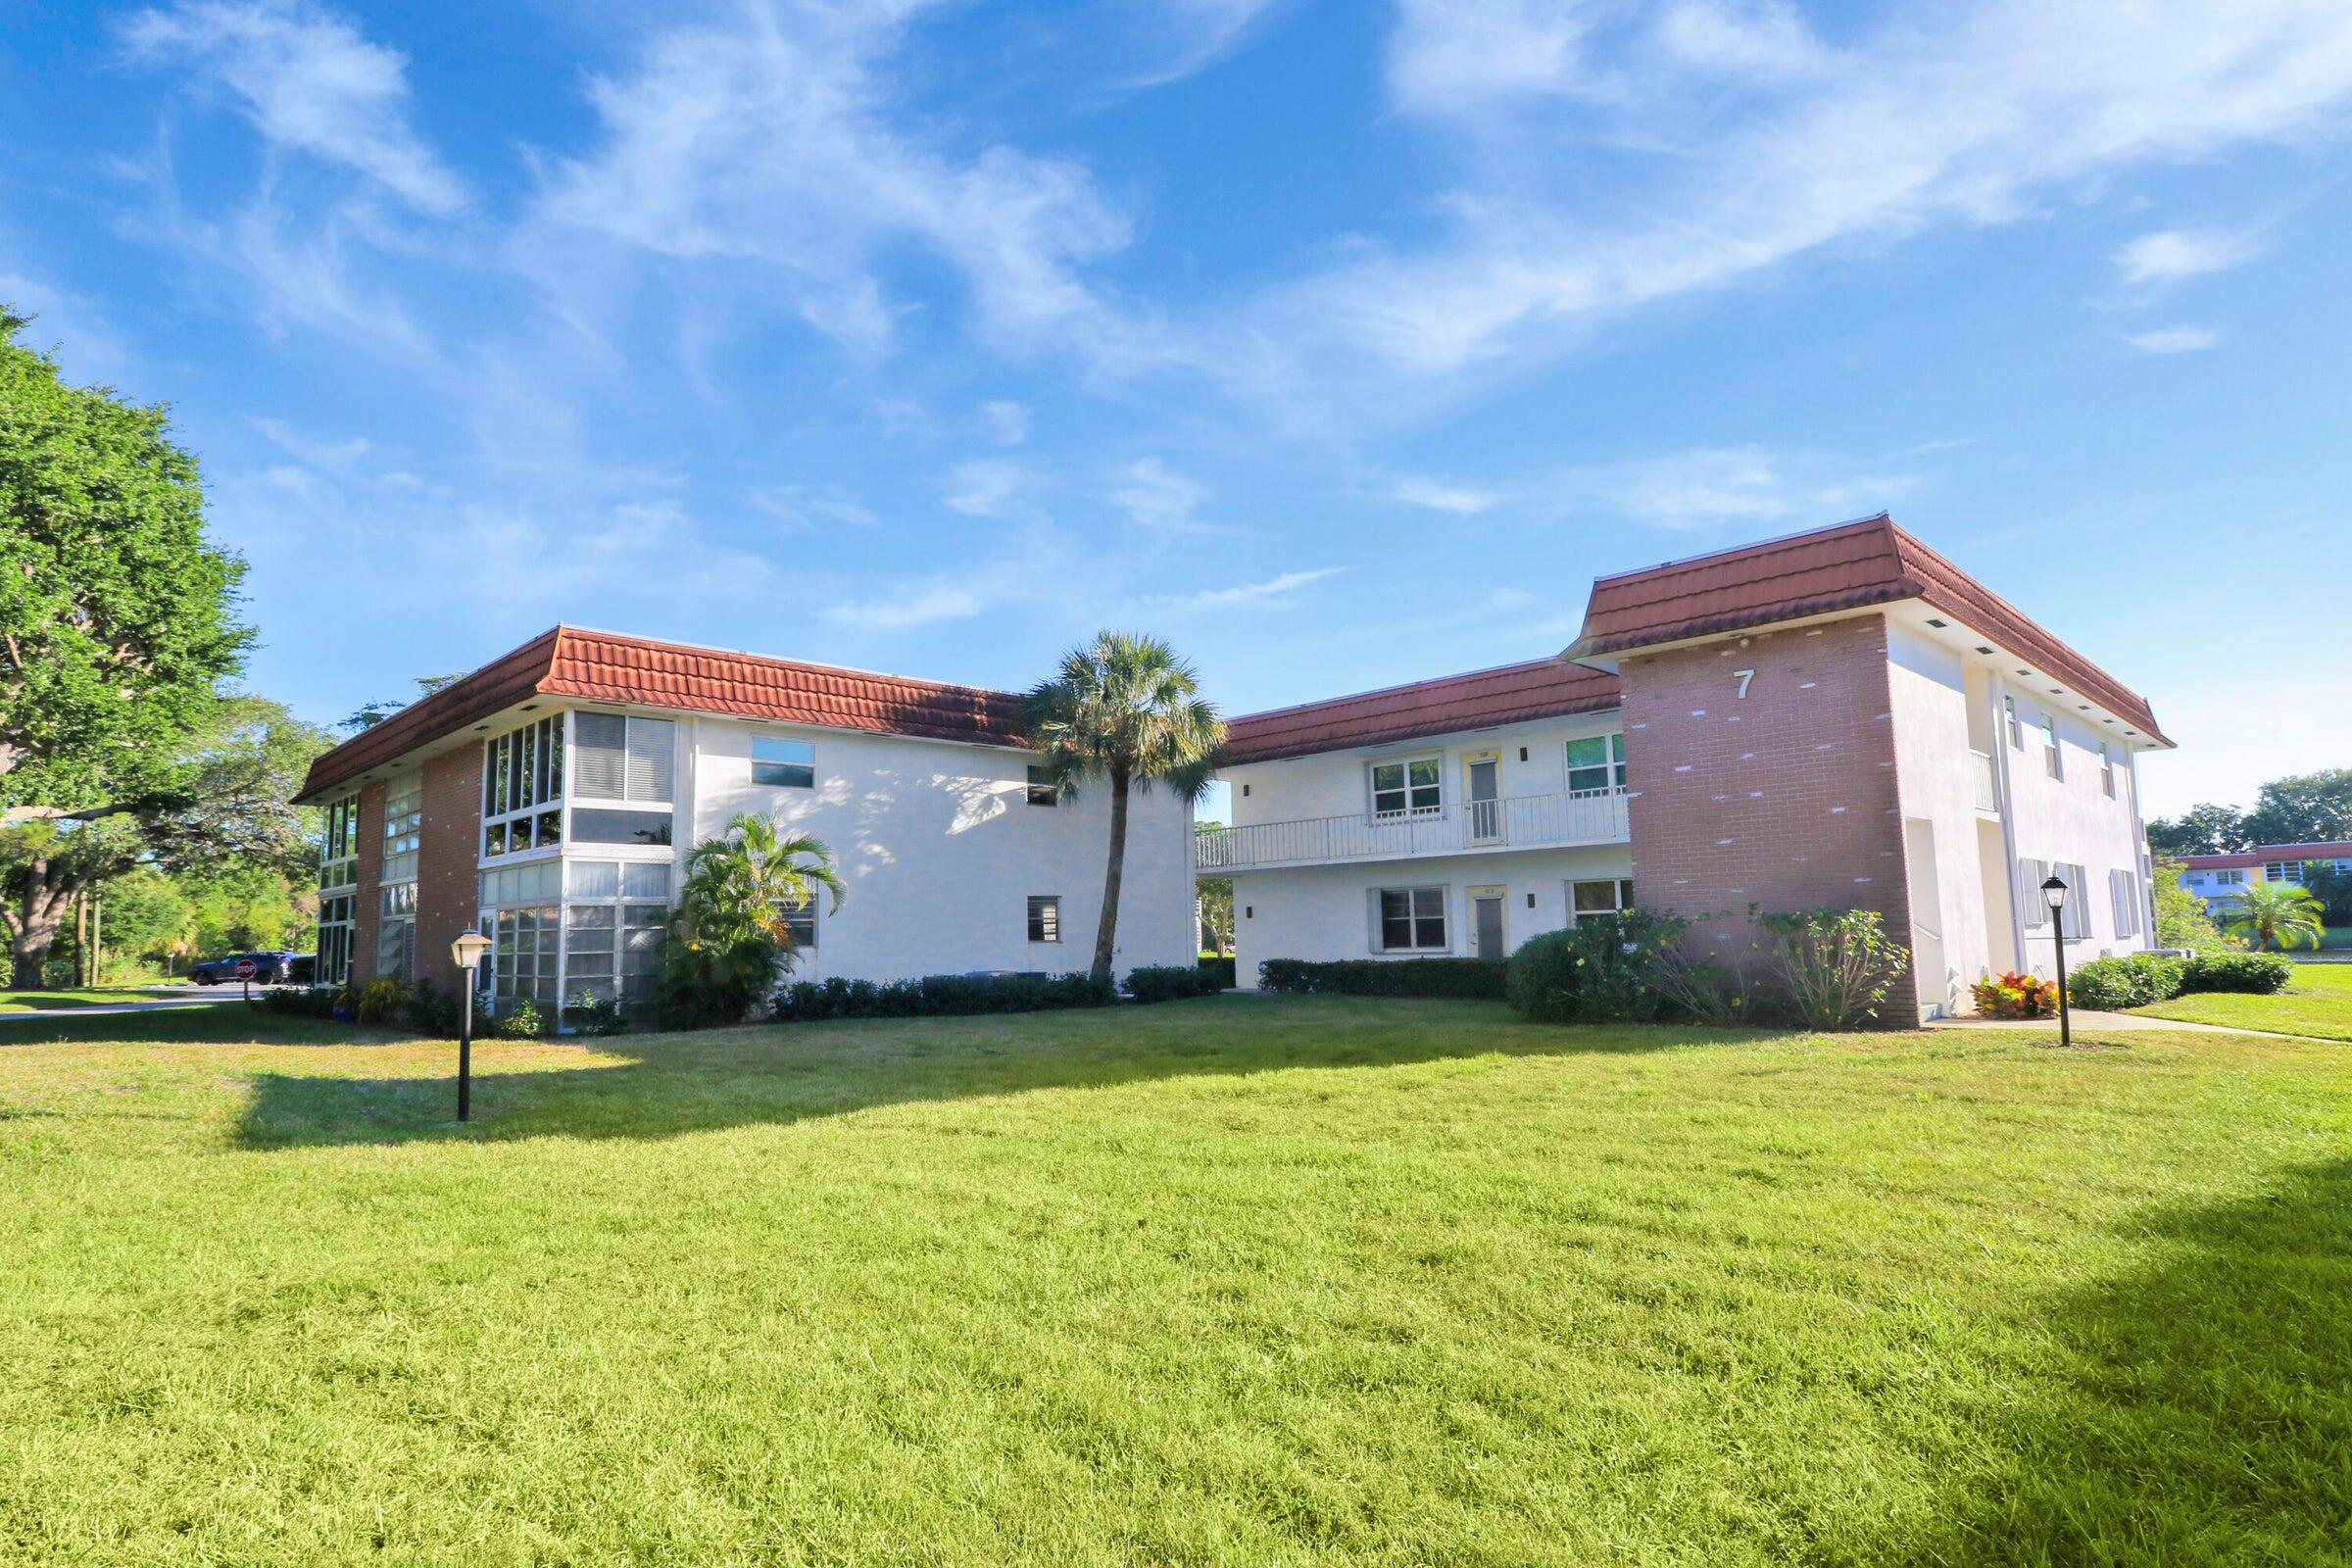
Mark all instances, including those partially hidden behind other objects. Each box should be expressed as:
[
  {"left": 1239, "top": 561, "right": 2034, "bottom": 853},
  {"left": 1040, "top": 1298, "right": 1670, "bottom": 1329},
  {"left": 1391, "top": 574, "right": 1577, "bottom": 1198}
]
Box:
[{"left": 5, "top": 0, "right": 2349, "bottom": 819}]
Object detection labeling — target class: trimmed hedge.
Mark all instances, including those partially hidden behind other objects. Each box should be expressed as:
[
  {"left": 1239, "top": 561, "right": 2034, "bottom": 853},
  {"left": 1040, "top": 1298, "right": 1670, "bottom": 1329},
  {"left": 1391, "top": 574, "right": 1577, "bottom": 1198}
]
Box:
[
  {"left": 1257, "top": 956, "right": 1508, "bottom": 1000},
  {"left": 1127, "top": 965, "right": 1224, "bottom": 1004},
  {"left": 775, "top": 971, "right": 1115, "bottom": 1022},
  {"left": 2067, "top": 953, "right": 2186, "bottom": 1010},
  {"left": 2181, "top": 951, "right": 2293, "bottom": 995},
  {"left": 1197, "top": 955, "right": 1237, "bottom": 990},
  {"left": 1503, "top": 923, "right": 1665, "bottom": 1024}
]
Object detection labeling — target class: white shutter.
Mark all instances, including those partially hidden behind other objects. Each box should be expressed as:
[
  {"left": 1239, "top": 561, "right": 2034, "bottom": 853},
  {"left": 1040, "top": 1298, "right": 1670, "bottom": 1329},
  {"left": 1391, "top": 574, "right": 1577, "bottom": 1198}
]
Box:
[
  {"left": 574, "top": 712, "right": 627, "bottom": 799},
  {"left": 624, "top": 717, "right": 675, "bottom": 803},
  {"left": 2018, "top": 858, "right": 2047, "bottom": 929},
  {"left": 1368, "top": 889, "right": 1385, "bottom": 954}
]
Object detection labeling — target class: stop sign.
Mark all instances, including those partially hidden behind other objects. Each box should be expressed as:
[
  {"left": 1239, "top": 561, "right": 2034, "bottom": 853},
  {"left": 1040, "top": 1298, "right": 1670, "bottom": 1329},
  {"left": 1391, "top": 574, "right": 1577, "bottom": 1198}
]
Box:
[{"left": 233, "top": 958, "right": 258, "bottom": 980}]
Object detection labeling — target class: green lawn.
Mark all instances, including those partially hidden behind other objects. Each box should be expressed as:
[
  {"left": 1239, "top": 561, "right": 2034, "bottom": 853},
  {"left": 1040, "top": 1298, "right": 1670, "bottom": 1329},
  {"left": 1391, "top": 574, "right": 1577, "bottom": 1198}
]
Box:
[
  {"left": 0, "top": 984, "right": 192, "bottom": 1012},
  {"left": 2132, "top": 959, "right": 2352, "bottom": 1042},
  {"left": 1, "top": 1000, "right": 2346, "bottom": 1565}
]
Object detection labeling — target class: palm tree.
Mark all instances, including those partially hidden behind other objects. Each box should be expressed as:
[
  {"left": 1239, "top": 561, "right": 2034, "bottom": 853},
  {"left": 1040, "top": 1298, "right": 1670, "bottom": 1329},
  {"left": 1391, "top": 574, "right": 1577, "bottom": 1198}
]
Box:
[
  {"left": 677, "top": 811, "right": 848, "bottom": 966},
  {"left": 1024, "top": 633, "right": 1223, "bottom": 984},
  {"left": 2222, "top": 880, "right": 2325, "bottom": 953}
]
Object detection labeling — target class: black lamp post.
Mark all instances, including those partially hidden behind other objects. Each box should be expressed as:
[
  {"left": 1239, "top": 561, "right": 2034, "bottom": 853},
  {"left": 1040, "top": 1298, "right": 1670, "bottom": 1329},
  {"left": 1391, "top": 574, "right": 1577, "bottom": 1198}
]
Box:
[
  {"left": 450, "top": 931, "right": 492, "bottom": 1121},
  {"left": 2040, "top": 874, "right": 2072, "bottom": 1049}
]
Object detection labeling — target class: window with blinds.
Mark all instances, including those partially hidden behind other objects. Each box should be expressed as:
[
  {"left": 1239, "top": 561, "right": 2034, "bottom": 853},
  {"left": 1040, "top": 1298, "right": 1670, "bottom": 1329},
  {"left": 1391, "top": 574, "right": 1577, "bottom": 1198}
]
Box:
[{"left": 574, "top": 712, "right": 674, "bottom": 804}]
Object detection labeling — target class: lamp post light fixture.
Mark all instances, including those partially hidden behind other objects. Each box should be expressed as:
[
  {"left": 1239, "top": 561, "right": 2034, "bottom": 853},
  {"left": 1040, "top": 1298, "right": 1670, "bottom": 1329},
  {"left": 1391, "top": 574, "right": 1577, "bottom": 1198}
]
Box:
[
  {"left": 450, "top": 930, "right": 493, "bottom": 1122},
  {"left": 2040, "top": 875, "right": 2073, "bottom": 1049}
]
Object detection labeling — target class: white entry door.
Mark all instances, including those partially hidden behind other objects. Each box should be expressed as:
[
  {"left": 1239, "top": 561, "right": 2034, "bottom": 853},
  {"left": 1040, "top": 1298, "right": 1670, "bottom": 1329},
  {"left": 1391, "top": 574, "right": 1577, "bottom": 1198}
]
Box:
[{"left": 1470, "top": 888, "right": 1507, "bottom": 960}]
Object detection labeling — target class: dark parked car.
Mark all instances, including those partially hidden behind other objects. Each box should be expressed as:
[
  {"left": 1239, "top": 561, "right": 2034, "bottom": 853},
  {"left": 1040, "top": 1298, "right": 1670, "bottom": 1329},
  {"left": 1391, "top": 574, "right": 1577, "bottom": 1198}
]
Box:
[{"left": 188, "top": 951, "right": 296, "bottom": 985}]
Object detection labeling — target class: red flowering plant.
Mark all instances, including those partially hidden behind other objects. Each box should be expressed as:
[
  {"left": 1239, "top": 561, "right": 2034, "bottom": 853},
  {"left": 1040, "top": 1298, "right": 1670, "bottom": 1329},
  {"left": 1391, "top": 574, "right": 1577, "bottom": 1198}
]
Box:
[{"left": 1970, "top": 970, "right": 2061, "bottom": 1019}]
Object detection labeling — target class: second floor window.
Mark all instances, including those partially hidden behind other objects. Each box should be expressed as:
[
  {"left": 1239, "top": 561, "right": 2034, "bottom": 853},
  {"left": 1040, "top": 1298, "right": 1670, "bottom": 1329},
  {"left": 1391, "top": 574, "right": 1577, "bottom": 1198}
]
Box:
[
  {"left": 1370, "top": 757, "right": 1442, "bottom": 817},
  {"left": 2098, "top": 743, "right": 2117, "bottom": 799},
  {"left": 483, "top": 714, "right": 564, "bottom": 858},
  {"left": 753, "top": 737, "right": 815, "bottom": 789},
  {"left": 319, "top": 795, "right": 359, "bottom": 890},
  {"left": 1566, "top": 733, "right": 1627, "bottom": 795},
  {"left": 2040, "top": 715, "right": 2062, "bottom": 779},
  {"left": 2004, "top": 696, "right": 2022, "bottom": 749}
]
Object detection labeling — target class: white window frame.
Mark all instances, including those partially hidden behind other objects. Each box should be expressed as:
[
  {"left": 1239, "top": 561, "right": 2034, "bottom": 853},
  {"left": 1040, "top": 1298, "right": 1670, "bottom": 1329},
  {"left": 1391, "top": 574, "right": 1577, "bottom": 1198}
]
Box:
[
  {"left": 1568, "top": 878, "right": 1637, "bottom": 925},
  {"left": 2265, "top": 861, "right": 2302, "bottom": 884},
  {"left": 1028, "top": 895, "right": 1062, "bottom": 944},
  {"left": 2003, "top": 695, "right": 2023, "bottom": 750},
  {"left": 752, "top": 736, "right": 816, "bottom": 790},
  {"left": 567, "top": 711, "right": 677, "bottom": 854},
  {"left": 1368, "top": 756, "right": 1444, "bottom": 819},
  {"left": 1374, "top": 886, "right": 1449, "bottom": 954},
  {"left": 2214, "top": 868, "right": 2244, "bottom": 885},
  {"left": 2040, "top": 714, "right": 2062, "bottom": 779},
  {"left": 481, "top": 713, "right": 565, "bottom": 862},
  {"left": 1565, "top": 733, "right": 1628, "bottom": 797},
  {"left": 318, "top": 794, "right": 360, "bottom": 893},
  {"left": 559, "top": 857, "right": 672, "bottom": 1015},
  {"left": 2098, "top": 742, "right": 2117, "bottom": 799},
  {"left": 317, "top": 892, "right": 356, "bottom": 987}
]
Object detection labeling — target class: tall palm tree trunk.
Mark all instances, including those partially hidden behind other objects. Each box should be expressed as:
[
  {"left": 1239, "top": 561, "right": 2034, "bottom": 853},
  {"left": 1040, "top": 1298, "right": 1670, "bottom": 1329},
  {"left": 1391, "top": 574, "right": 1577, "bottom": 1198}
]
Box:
[{"left": 1092, "top": 769, "right": 1131, "bottom": 983}]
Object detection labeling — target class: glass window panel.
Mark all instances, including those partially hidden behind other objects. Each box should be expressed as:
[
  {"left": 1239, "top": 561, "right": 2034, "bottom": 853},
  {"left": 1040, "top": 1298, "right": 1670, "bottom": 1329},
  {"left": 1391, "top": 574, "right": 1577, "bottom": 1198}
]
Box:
[
  {"left": 566, "top": 859, "right": 619, "bottom": 898},
  {"left": 484, "top": 820, "right": 508, "bottom": 857},
  {"left": 753, "top": 738, "right": 817, "bottom": 789},
  {"left": 573, "top": 808, "right": 672, "bottom": 847},
  {"left": 566, "top": 904, "right": 615, "bottom": 931},
  {"left": 573, "top": 712, "right": 627, "bottom": 799},
  {"left": 1027, "top": 896, "right": 1060, "bottom": 943},
  {"left": 536, "top": 809, "right": 563, "bottom": 848},
  {"left": 624, "top": 717, "right": 674, "bottom": 803},
  {"left": 622, "top": 905, "right": 666, "bottom": 930},
  {"left": 621, "top": 862, "right": 670, "bottom": 899},
  {"left": 1406, "top": 760, "right": 1440, "bottom": 788}
]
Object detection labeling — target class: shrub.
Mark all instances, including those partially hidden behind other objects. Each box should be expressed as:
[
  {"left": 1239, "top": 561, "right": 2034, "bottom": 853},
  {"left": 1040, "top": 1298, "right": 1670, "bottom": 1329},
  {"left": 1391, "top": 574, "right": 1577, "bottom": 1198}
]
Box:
[
  {"left": 1504, "top": 910, "right": 1683, "bottom": 1024},
  {"left": 494, "top": 998, "right": 547, "bottom": 1039},
  {"left": 2067, "top": 954, "right": 2186, "bottom": 1010},
  {"left": 256, "top": 986, "right": 339, "bottom": 1019},
  {"left": 773, "top": 970, "right": 1117, "bottom": 1023},
  {"left": 1972, "top": 970, "right": 2061, "bottom": 1019},
  {"left": 348, "top": 977, "right": 413, "bottom": 1026},
  {"left": 400, "top": 979, "right": 465, "bottom": 1039},
  {"left": 566, "top": 991, "right": 626, "bottom": 1037},
  {"left": 1197, "top": 955, "right": 1237, "bottom": 990},
  {"left": 1758, "top": 909, "right": 1910, "bottom": 1029},
  {"left": 1256, "top": 957, "right": 1508, "bottom": 1000},
  {"left": 1127, "top": 965, "right": 1222, "bottom": 1004},
  {"left": 2180, "top": 951, "right": 2293, "bottom": 995}
]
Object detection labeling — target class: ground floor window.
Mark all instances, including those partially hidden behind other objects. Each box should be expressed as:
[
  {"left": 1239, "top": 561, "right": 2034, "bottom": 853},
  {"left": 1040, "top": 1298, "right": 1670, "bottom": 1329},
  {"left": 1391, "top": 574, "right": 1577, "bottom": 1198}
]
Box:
[
  {"left": 488, "top": 905, "right": 561, "bottom": 1010},
  {"left": 1376, "top": 887, "right": 1447, "bottom": 952},
  {"left": 317, "top": 894, "right": 355, "bottom": 986},
  {"left": 1028, "top": 895, "right": 1061, "bottom": 943},
  {"left": 1569, "top": 879, "right": 1636, "bottom": 924},
  {"left": 377, "top": 883, "right": 416, "bottom": 982}
]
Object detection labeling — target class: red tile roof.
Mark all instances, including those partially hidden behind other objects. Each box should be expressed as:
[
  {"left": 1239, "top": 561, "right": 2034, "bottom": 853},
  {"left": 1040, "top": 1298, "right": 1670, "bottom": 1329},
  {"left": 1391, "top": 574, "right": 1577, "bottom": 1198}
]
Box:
[
  {"left": 1564, "top": 514, "right": 2169, "bottom": 744},
  {"left": 296, "top": 626, "right": 1030, "bottom": 803},
  {"left": 1222, "top": 659, "right": 1620, "bottom": 766},
  {"left": 2177, "top": 841, "right": 2352, "bottom": 869}
]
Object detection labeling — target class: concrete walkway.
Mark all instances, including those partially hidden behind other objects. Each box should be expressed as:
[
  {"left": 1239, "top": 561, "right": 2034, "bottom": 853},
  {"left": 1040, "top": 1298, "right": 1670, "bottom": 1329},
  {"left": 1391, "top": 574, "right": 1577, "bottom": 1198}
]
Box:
[{"left": 1926, "top": 1009, "right": 2340, "bottom": 1044}]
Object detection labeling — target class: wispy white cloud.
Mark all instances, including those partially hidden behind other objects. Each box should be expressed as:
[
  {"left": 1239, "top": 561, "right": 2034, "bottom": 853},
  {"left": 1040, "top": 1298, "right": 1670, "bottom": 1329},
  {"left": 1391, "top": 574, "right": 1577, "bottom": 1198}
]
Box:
[
  {"left": 1244, "top": 0, "right": 2352, "bottom": 392},
  {"left": 944, "top": 459, "right": 1037, "bottom": 521},
  {"left": 822, "top": 583, "right": 985, "bottom": 629},
  {"left": 979, "top": 399, "right": 1030, "bottom": 445},
  {"left": 2123, "top": 324, "right": 2222, "bottom": 354},
  {"left": 748, "top": 482, "right": 879, "bottom": 531},
  {"left": 121, "top": 0, "right": 467, "bottom": 215},
  {"left": 1181, "top": 567, "right": 1346, "bottom": 608},
  {"left": 2113, "top": 228, "right": 2259, "bottom": 287},
  {"left": 1388, "top": 475, "right": 1501, "bottom": 515},
  {"left": 526, "top": 1, "right": 1136, "bottom": 359},
  {"left": 1109, "top": 457, "right": 1217, "bottom": 534},
  {"left": 1554, "top": 445, "right": 1917, "bottom": 531},
  {"left": 1119, "top": 0, "right": 1288, "bottom": 88}
]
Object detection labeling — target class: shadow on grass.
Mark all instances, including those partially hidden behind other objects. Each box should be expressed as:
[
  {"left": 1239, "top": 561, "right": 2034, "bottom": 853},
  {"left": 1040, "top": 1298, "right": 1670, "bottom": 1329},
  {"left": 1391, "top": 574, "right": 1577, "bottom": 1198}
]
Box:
[
  {"left": 1889, "top": 1156, "right": 2352, "bottom": 1564},
  {"left": 231, "top": 997, "right": 1764, "bottom": 1151}
]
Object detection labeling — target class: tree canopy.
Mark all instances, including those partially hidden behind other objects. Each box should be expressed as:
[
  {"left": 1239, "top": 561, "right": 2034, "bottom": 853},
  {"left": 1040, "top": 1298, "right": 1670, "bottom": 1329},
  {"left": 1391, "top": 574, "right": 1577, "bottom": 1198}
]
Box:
[
  {"left": 0, "top": 309, "right": 250, "bottom": 812},
  {"left": 2147, "top": 769, "right": 2352, "bottom": 858}
]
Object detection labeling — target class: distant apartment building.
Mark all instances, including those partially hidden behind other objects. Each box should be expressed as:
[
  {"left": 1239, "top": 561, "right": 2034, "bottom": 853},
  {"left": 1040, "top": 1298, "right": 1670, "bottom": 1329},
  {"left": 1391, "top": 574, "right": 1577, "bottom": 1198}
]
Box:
[
  {"left": 292, "top": 629, "right": 1196, "bottom": 1023},
  {"left": 1204, "top": 515, "right": 2169, "bottom": 1021},
  {"left": 2175, "top": 842, "right": 2352, "bottom": 911}
]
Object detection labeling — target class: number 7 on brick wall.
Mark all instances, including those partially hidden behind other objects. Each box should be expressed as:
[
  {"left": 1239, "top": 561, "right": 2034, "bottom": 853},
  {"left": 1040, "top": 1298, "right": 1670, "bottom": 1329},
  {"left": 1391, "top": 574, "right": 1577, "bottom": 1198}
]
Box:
[{"left": 1733, "top": 668, "right": 1755, "bottom": 699}]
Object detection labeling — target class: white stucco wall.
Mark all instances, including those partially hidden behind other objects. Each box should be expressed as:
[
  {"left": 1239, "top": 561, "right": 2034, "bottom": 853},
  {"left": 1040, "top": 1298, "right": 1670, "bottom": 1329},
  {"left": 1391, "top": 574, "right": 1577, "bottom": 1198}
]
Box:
[
  {"left": 1225, "top": 712, "right": 1627, "bottom": 831},
  {"left": 1228, "top": 844, "right": 1635, "bottom": 984},
  {"left": 684, "top": 715, "right": 1196, "bottom": 983},
  {"left": 1988, "top": 671, "right": 2155, "bottom": 976},
  {"left": 1886, "top": 623, "right": 1998, "bottom": 1017}
]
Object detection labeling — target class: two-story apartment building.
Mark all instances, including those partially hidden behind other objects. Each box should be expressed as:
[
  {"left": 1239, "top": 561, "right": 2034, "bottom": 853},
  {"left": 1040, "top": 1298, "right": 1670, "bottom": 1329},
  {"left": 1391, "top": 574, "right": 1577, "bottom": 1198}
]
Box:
[
  {"left": 292, "top": 627, "right": 1196, "bottom": 1022},
  {"left": 2176, "top": 842, "right": 2352, "bottom": 911},
  {"left": 1206, "top": 516, "right": 2170, "bottom": 1020}
]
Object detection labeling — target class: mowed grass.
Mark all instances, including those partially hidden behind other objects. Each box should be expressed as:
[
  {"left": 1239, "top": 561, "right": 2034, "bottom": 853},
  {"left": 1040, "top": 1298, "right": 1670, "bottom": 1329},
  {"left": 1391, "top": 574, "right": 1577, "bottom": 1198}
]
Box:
[
  {"left": 1, "top": 1000, "right": 2347, "bottom": 1566},
  {"left": 0, "top": 985, "right": 189, "bottom": 1012},
  {"left": 2132, "top": 959, "right": 2352, "bottom": 1042}
]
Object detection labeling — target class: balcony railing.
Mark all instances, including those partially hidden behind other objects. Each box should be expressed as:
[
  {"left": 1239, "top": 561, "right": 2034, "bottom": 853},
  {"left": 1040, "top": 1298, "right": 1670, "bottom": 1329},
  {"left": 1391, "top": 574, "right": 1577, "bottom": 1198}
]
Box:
[
  {"left": 1970, "top": 749, "right": 2000, "bottom": 813},
  {"left": 1197, "top": 789, "right": 1630, "bottom": 872}
]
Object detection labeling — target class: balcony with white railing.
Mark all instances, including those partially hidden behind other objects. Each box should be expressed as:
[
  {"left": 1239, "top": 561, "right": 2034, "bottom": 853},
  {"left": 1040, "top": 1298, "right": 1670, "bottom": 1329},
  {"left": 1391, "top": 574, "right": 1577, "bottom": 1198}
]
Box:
[{"left": 1196, "top": 789, "right": 1631, "bottom": 872}]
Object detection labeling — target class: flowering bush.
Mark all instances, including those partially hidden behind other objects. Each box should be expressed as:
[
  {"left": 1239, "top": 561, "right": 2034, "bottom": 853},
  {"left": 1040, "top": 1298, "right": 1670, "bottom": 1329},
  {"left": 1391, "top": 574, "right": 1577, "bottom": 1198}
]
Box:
[{"left": 1972, "top": 970, "right": 2061, "bottom": 1018}]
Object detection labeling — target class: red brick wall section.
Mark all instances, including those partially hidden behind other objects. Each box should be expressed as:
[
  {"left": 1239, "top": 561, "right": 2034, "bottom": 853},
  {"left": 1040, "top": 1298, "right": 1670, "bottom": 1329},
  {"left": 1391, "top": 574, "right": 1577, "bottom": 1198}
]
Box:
[
  {"left": 350, "top": 781, "right": 386, "bottom": 985},
  {"left": 1617, "top": 612, "right": 1917, "bottom": 1018},
  {"left": 415, "top": 745, "right": 483, "bottom": 1000}
]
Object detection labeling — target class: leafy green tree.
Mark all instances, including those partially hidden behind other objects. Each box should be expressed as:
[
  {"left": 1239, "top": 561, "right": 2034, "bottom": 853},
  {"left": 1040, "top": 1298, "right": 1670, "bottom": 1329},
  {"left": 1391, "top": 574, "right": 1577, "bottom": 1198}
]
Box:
[
  {"left": 659, "top": 812, "right": 845, "bottom": 1027},
  {"left": 1023, "top": 633, "right": 1223, "bottom": 984},
  {"left": 2145, "top": 803, "right": 2248, "bottom": 858},
  {"left": 0, "top": 309, "right": 249, "bottom": 810},
  {"left": 2241, "top": 769, "right": 2352, "bottom": 848},
  {"left": 341, "top": 673, "right": 465, "bottom": 733},
  {"left": 2221, "top": 880, "right": 2326, "bottom": 953},
  {"left": 1, "top": 696, "right": 328, "bottom": 984},
  {"left": 2296, "top": 861, "right": 2352, "bottom": 927},
  {"left": 2151, "top": 861, "right": 2238, "bottom": 953},
  {"left": 1198, "top": 871, "right": 1234, "bottom": 956},
  {"left": 91, "top": 867, "right": 193, "bottom": 976}
]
